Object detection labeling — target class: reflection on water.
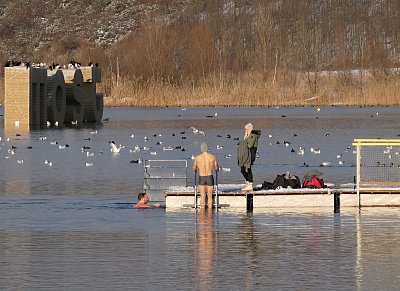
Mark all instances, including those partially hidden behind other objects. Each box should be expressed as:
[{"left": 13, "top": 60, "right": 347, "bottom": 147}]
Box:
[
  {"left": 195, "top": 208, "right": 217, "bottom": 290},
  {"left": 0, "top": 206, "right": 400, "bottom": 289}
]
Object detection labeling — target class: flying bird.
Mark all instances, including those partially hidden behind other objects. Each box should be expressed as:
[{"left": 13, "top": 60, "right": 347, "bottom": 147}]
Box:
[{"left": 109, "top": 141, "right": 122, "bottom": 154}]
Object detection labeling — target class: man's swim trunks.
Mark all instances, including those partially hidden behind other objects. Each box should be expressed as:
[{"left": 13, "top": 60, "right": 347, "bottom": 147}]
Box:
[{"left": 198, "top": 175, "right": 214, "bottom": 186}]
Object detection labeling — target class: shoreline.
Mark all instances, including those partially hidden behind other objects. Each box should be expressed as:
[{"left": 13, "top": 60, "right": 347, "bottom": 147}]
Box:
[
  {"left": 0, "top": 103, "right": 398, "bottom": 109},
  {"left": 102, "top": 100, "right": 397, "bottom": 108},
  {"left": 3, "top": 69, "right": 400, "bottom": 108}
]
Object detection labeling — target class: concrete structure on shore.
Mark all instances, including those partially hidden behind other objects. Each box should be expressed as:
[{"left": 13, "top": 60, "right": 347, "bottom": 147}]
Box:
[{"left": 4, "top": 66, "right": 103, "bottom": 132}]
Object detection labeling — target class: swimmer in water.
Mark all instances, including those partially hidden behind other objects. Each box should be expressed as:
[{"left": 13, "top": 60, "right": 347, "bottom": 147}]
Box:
[{"left": 133, "top": 192, "right": 160, "bottom": 208}]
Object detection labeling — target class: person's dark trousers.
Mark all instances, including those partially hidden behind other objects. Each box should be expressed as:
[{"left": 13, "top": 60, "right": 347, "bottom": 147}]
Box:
[{"left": 241, "top": 166, "right": 253, "bottom": 183}]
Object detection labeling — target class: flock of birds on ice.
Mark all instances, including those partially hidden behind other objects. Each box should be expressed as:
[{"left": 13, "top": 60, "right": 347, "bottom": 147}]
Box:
[
  {"left": 0, "top": 119, "right": 356, "bottom": 173},
  {"left": 1, "top": 107, "right": 398, "bottom": 181},
  {"left": 0, "top": 125, "right": 238, "bottom": 171}
]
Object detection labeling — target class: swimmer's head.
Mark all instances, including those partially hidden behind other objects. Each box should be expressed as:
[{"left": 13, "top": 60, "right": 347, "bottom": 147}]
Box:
[
  {"left": 200, "top": 143, "right": 208, "bottom": 153},
  {"left": 138, "top": 192, "right": 148, "bottom": 201}
]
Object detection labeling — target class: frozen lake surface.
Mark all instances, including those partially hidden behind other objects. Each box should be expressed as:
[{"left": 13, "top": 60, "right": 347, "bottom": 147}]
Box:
[
  {"left": 1, "top": 106, "right": 400, "bottom": 290},
  {"left": 2, "top": 106, "right": 400, "bottom": 199}
]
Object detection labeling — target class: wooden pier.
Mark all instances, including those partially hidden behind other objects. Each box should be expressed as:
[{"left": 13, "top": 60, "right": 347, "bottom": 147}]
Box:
[{"left": 165, "top": 186, "right": 400, "bottom": 211}]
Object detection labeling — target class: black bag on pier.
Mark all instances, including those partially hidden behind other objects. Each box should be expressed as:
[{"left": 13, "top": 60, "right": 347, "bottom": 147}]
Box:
[
  {"left": 273, "top": 174, "right": 300, "bottom": 189},
  {"left": 262, "top": 172, "right": 301, "bottom": 190},
  {"left": 261, "top": 181, "right": 274, "bottom": 189}
]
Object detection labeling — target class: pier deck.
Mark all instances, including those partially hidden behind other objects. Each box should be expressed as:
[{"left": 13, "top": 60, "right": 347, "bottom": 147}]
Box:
[{"left": 165, "top": 185, "right": 400, "bottom": 210}]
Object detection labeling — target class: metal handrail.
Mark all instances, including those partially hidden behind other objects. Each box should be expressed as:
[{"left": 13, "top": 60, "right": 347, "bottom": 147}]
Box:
[{"left": 143, "top": 159, "right": 188, "bottom": 195}]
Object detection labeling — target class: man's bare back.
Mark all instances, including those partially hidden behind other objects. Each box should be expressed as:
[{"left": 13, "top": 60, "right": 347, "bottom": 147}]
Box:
[
  {"left": 193, "top": 152, "right": 219, "bottom": 176},
  {"left": 192, "top": 143, "right": 220, "bottom": 208}
]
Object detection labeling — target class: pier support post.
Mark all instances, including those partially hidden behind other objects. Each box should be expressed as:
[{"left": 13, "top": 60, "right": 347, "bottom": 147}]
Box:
[
  {"left": 247, "top": 194, "right": 253, "bottom": 212},
  {"left": 334, "top": 191, "right": 340, "bottom": 213}
]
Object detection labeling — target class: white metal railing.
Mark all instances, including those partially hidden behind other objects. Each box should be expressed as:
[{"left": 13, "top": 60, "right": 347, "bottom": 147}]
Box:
[
  {"left": 352, "top": 139, "right": 400, "bottom": 207},
  {"left": 143, "top": 160, "right": 188, "bottom": 200}
]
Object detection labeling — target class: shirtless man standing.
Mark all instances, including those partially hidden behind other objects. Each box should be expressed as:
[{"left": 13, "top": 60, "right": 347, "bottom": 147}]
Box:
[{"left": 192, "top": 143, "right": 220, "bottom": 208}]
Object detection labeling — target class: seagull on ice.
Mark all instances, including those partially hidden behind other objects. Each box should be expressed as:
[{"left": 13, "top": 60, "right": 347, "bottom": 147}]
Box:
[
  {"left": 311, "top": 147, "right": 321, "bottom": 154},
  {"left": 130, "top": 145, "right": 141, "bottom": 153},
  {"left": 109, "top": 141, "right": 122, "bottom": 154},
  {"left": 297, "top": 147, "right": 305, "bottom": 155},
  {"left": 58, "top": 144, "right": 69, "bottom": 149},
  {"left": 190, "top": 127, "right": 199, "bottom": 134},
  {"left": 320, "top": 161, "right": 332, "bottom": 167}
]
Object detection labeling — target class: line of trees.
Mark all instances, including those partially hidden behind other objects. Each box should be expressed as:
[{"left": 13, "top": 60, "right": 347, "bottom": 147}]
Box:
[
  {"left": 104, "top": 0, "right": 400, "bottom": 105},
  {"left": 2, "top": 0, "right": 400, "bottom": 106}
]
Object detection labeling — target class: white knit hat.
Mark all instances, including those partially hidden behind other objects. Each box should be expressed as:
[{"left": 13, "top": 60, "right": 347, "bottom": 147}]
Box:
[{"left": 245, "top": 123, "right": 253, "bottom": 130}]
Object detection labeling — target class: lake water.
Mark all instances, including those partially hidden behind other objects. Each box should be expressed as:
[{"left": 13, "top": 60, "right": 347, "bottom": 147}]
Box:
[{"left": 1, "top": 106, "right": 400, "bottom": 290}]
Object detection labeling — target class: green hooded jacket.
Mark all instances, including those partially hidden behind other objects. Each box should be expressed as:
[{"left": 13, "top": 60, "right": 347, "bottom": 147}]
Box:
[{"left": 246, "top": 129, "right": 261, "bottom": 148}]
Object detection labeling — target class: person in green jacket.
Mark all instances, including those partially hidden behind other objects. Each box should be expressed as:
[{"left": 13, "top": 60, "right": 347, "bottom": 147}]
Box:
[{"left": 237, "top": 123, "right": 261, "bottom": 191}]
